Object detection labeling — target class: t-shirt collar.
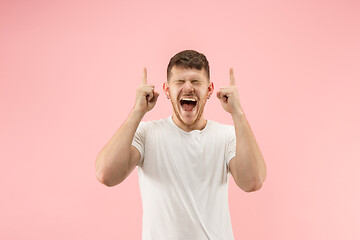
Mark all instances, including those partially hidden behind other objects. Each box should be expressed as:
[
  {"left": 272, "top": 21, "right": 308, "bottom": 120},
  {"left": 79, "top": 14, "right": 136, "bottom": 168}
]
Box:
[{"left": 168, "top": 116, "right": 210, "bottom": 134}]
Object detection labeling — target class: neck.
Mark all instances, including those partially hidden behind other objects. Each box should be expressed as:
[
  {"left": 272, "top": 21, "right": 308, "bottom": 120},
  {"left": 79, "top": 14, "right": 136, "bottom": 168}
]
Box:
[{"left": 171, "top": 114, "right": 207, "bottom": 132}]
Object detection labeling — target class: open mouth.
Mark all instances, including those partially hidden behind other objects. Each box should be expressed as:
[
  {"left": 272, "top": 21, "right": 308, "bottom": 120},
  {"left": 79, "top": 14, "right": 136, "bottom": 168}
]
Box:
[{"left": 179, "top": 97, "right": 197, "bottom": 112}]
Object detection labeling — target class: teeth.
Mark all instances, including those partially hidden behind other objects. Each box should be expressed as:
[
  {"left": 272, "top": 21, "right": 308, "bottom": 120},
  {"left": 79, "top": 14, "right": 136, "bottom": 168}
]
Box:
[{"left": 181, "top": 98, "right": 196, "bottom": 101}]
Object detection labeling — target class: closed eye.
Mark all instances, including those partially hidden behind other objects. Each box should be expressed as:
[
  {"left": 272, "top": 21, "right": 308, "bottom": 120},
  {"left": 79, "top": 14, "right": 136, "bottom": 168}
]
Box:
[
  {"left": 191, "top": 80, "right": 200, "bottom": 84},
  {"left": 175, "top": 80, "right": 185, "bottom": 84}
]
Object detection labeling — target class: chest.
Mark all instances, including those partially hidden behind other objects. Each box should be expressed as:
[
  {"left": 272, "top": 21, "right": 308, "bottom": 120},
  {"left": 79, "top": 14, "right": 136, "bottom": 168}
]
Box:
[{"left": 142, "top": 127, "right": 228, "bottom": 184}]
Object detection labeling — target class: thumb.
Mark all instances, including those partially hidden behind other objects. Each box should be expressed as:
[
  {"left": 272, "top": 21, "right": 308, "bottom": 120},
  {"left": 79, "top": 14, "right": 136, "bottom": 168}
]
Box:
[
  {"left": 150, "top": 91, "right": 160, "bottom": 103},
  {"left": 216, "top": 91, "right": 221, "bottom": 99}
]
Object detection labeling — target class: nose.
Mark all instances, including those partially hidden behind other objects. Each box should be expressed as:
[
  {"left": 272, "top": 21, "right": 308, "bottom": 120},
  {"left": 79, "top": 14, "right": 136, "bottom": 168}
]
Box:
[{"left": 183, "top": 81, "right": 194, "bottom": 93}]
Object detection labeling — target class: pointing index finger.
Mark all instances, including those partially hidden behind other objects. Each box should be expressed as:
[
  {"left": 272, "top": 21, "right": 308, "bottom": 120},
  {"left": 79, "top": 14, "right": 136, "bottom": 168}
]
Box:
[
  {"left": 142, "top": 67, "right": 147, "bottom": 85},
  {"left": 229, "top": 68, "right": 235, "bottom": 86}
]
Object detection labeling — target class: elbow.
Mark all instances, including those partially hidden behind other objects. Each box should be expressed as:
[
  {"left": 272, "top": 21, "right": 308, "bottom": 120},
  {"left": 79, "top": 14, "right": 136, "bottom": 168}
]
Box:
[
  {"left": 243, "top": 167, "right": 267, "bottom": 192},
  {"left": 95, "top": 154, "right": 122, "bottom": 187},
  {"left": 96, "top": 171, "right": 121, "bottom": 187},
  {"left": 96, "top": 163, "right": 122, "bottom": 187},
  {"left": 241, "top": 180, "right": 263, "bottom": 193},
  {"left": 96, "top": 169, "right": 109, "bottom": 186}
]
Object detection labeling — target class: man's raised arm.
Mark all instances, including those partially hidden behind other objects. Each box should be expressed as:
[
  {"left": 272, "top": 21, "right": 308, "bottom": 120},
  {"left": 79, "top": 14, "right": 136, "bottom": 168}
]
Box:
[
  {"left": 95, "top": 68, "right": 159, "bottom": 187},
  {"left": 217, "top": 68, "right": 266, "bottom": 192}
]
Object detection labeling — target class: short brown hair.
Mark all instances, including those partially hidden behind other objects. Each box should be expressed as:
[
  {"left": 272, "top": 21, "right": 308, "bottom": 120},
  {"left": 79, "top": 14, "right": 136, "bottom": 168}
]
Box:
[{"left": 167, "top": 50, "right": 210, "bottom": 81}]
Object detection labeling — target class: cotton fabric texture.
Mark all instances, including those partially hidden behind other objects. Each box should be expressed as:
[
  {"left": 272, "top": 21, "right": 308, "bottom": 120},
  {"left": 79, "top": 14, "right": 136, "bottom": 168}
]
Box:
[{"left": 132, "top": 116, "right": 236, "bottom": 240}]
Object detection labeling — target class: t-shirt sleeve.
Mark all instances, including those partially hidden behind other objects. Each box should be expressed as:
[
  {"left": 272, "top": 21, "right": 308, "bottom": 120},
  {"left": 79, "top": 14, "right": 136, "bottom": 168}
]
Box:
[
  {"left": 131, "top": 121, "right": 147, "bottom": 166},
  {"left": 225, "top": 125, "right": 236, "bottom": 173}
]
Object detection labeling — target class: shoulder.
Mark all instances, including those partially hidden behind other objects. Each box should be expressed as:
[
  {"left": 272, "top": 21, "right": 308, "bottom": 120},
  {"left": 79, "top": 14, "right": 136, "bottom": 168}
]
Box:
[
  {"left": 208, "top": 120, "right": 235, "bottom": 132},
  {"left": 138, "top": 117, "right": 169, "bottom": 130},
  {"left": 204, "top": 120, "right": 235, "bottom": 142}
]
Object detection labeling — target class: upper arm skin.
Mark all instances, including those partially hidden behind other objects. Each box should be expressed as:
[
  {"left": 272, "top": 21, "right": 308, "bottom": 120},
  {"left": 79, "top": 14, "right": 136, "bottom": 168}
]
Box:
[
  {"left": 229, "top": 157, "right": 245, "bottom": 191},
  {"left": 229, "top": 157, "right": 263, "bottom": 192},
  {"left": 229, "top": 157, "right": 252, "bottom": 191},
  {"left": 121, "top": 146, "right": 141, "bottom": 183},
  {"left": 229, "top": 157, "right": 238, "bottom": 186}
]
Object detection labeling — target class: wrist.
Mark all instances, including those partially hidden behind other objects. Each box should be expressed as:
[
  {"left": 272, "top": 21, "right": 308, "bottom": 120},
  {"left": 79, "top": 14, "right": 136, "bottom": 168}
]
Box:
[
  {"left": 130, "top": 107, "right": 146, "bottom": 120},
  {"left": 231, "top": 109, "right": 246, "bottom": 120}
]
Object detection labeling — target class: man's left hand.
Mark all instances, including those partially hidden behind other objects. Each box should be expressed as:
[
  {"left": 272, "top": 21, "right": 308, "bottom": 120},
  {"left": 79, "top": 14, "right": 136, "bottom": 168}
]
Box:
[{"left": 216, "top": 68, "right": 245, "bottom": 116}]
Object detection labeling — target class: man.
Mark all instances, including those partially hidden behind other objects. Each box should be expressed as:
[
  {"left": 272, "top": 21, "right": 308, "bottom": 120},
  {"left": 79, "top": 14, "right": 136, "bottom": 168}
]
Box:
[{"left": 95, "top": 50, "right": 267, "bottom": 239}]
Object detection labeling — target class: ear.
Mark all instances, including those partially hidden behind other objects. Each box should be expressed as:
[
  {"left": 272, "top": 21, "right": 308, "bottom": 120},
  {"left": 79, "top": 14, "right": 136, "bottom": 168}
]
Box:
[
  {"left": 207, "top": 82, "right": 214, "bottom": 98},
  {"left": 163, "top": 82, "right": 169, "bottom": 97}
]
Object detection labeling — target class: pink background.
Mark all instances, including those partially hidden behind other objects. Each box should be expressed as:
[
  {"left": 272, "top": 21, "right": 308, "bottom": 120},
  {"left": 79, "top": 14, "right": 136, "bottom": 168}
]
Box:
[{"left": 1, "top": 0, "right": 359, "bottom": 239}]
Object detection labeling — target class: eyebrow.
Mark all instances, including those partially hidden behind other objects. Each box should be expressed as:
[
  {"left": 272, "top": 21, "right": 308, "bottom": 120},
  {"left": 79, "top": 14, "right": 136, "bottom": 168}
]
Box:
[{"left": 175, "top": 79, "right": 202, "bottom": 81}]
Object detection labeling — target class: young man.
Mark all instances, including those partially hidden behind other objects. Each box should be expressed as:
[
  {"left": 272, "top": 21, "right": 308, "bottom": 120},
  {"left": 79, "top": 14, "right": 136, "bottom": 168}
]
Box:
[{"left": 95, "top": 50, "right": 267, "bottom": 239}]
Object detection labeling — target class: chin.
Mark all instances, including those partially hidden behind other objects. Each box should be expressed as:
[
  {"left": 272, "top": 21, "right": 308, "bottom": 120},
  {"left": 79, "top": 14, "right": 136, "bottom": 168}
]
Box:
[
  {"left": 174, "top": 110, "right": 196, "bottom": 125},
  {"left": 181, "top": 116, "right": 198, "bottom": 125}
]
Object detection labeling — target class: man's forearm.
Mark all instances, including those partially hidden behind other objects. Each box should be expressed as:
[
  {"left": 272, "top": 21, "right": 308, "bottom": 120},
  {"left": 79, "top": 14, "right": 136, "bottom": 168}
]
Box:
[
  {"left": 232, "top": 112, "right": 266, "bottom": 191},
  {"left": 95, "top": 109, "right": 145, "bottom": 185}
]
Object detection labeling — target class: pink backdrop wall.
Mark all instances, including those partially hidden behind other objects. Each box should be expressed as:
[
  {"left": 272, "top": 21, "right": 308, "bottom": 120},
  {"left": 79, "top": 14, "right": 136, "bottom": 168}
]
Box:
[{"left": 1, "top": 0, "right": 359, "bottom": 239}]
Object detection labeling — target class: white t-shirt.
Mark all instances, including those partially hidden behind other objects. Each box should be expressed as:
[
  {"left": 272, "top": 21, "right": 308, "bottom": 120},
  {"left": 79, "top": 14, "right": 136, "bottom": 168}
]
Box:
[{"left": 132, "top": 116, "right": 236, "bottom": 240}]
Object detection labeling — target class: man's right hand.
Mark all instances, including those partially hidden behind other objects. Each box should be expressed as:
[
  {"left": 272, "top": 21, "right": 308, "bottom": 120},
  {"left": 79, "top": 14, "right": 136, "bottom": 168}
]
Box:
[{"left": 134, "top": 68, "right": 160, "bottom": 114}]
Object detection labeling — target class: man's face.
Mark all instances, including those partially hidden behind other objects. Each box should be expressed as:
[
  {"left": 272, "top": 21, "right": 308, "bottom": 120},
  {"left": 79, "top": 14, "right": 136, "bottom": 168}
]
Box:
[{"left": 163, "top": 66, "right": 214, "bottom": 126}]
